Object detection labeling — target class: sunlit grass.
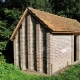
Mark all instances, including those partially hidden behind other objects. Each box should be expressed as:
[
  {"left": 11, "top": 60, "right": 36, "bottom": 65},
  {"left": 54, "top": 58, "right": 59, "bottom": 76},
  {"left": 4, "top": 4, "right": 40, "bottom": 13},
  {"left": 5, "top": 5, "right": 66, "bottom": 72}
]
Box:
[{"left": 0, "top": 63, "right": 80, "bottom": 80}]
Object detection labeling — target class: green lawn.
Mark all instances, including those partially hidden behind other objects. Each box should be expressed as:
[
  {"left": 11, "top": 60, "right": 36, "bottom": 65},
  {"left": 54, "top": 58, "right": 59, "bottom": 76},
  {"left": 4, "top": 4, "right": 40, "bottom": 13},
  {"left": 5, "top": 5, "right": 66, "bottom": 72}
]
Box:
[{"left": 0, "top": 63, "right": 80, "bottom": 80}]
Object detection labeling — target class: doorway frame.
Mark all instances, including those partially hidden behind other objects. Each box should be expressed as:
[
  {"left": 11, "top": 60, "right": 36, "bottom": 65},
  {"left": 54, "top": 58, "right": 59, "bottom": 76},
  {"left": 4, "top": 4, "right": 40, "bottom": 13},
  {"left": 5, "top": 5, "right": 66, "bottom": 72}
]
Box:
[{"left": 74, "top": 35, "right": 79, "bottom": 62}]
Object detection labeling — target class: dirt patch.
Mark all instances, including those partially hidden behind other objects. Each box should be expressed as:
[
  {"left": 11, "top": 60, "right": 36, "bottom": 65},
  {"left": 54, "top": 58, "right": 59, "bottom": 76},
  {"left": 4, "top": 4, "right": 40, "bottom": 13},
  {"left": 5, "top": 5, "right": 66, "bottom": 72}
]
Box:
[
  {"left": 53, "top": 61, "right": 80, "bottom": 75},
  {"left": 22, "top": 66, "right": 70, "bottom": 76},
  {"left": 22, "top": 61, "right": 80, "bottom": 76},
  {"left": 53, "top": 65, "right": 71, "bottom": 75},
  {"left": 23, "top": 69, "right": 49, "bottom": 76}
]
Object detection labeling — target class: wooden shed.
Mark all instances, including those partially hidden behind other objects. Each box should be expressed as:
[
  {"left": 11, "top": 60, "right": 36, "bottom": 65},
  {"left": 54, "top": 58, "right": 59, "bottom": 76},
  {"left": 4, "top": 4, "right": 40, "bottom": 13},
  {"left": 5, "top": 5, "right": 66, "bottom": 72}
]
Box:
[{"left": 10, "top": 7, "right": 80, "bottom": 75}]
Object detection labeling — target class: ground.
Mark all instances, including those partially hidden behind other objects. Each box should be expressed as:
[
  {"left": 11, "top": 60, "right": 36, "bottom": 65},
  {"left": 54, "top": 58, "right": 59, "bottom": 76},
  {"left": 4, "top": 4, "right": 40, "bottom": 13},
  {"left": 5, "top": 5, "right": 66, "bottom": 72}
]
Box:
[{"left": 23, "top": 61, "right": 80, "bottom": 76}]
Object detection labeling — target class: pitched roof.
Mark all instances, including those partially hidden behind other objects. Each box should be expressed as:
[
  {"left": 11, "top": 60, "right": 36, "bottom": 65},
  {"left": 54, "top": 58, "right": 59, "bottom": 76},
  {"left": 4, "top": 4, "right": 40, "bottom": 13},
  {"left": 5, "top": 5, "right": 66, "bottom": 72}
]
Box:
[{"left": 10, "top": 7, "right": 80, "bottom": 40}]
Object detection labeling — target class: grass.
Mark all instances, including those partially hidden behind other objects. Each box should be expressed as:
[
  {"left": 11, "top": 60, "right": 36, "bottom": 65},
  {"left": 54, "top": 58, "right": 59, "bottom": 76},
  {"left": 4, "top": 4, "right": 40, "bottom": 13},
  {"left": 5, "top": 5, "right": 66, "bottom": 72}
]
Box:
[{"left": 0, "top": 63, "right": 80, "bottom": 80}]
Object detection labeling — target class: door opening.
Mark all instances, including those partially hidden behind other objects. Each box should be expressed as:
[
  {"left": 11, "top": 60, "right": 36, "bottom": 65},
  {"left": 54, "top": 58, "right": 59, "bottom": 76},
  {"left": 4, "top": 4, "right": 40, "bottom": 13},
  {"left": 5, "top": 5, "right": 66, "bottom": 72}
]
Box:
[{"left": 74, "top": 36, "right": 77, "bottom": 61}]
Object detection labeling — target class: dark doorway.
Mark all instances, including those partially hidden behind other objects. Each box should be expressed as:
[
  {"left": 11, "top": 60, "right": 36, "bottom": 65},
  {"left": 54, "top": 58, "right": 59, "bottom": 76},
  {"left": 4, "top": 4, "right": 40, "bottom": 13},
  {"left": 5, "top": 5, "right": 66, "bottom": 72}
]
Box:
[
  {"left": 43, "top": 32, "right": 47, "bottom": 74},
  {"left": 3, "top": 40, "right": 14, "bottom": 63},
  {"left": 74, "top": 36, "right": 77, "bottom": 61}
]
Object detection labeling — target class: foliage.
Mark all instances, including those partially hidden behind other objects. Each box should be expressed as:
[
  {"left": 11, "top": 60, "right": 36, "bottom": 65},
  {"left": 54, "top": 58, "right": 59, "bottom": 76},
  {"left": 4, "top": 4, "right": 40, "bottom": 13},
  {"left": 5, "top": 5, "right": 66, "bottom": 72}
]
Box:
[
  {"left": 49, "top": 0, "right": 80, "bottom": 21},
  {"left": 0, "top": 8, "right": 21, "bottom": 55},
  {"left": 29, "top": 0, "right": 52, "bottom": 13},
  {"left": 3, "top": 8, "right": 22, "bottom": 31},
  {"left": 0, "top": 21, "right": 8, "bottom": 54},
  {"left": 0, "top": 63, "right": 39, "bottom": 80},
  {"left": 0, "top": 63, "right": 80, "bottom": 80},
  {"left": 0, "top": 21, "right": 9, "bottom": 40},
  {"left": 3, "top": 0, "right": 52, "bottom": 13},
  {"left": 57, "top": 63, "right": 80, "bottom": 80},
  {"left": 0, "top": 55, "right": 6, "bottom": 65},
  {"left": 3, "top": 0, "right": 29, "bottom": 10}
]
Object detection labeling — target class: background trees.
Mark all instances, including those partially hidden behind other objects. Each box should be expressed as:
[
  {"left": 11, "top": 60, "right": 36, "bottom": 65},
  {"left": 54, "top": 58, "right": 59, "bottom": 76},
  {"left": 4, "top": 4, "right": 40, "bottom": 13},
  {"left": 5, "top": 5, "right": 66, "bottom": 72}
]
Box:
[
  {"left": 0, "top": 0, "right": 80, "bottom": 62},
  {"left": 49, "top": 0, "right": 80, "bottom": 21},
  {"left": 29, "top": 0, "right": 52, "bottom": 12}
]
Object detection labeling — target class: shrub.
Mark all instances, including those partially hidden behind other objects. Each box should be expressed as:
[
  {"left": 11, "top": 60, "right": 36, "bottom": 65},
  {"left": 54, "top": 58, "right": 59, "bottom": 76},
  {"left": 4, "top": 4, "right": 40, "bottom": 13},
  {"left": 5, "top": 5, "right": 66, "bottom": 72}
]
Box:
[{"left": 0, "top": 55, "right": 6, "bottom": 65}]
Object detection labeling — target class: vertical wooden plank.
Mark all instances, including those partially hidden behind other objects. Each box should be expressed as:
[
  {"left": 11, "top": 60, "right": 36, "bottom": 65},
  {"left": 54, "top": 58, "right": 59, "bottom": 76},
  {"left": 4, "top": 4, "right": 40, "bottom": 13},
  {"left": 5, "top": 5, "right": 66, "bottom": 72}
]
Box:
[
  {"left": 78, "top": 35, "right": 80, "bottom": 61},
  {"left": 13, "top": 38, "right": 16, "bottom": 65},
  {"left": 71, "top": 35, "right": 74, "bottom": 63},
  {"left": 15, "top": 32, "right": 19, "bottom": 66},
  {"left": 27, "top": 14, "right": 34, "bottom": 71},
  {"left": 46, "top": 32, "right": 51, "bottom": 75},
  {"left": 13, "top": 32, "right": 19, "bottom": 67},
  {"left": 76, "top": 36, "right": 79, "bottom": 61},
  {"left": 20, "top": 18, "right": 26, "bottom": 70},
  {"left": 36, "top": 23, "right": 43, "bottom": 72}
]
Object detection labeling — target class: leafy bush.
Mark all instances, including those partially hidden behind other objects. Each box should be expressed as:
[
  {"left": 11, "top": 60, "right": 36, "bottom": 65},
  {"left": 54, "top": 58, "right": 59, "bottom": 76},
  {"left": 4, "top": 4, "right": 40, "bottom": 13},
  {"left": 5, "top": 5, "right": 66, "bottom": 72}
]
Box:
[
  {"left": 0, "top": 55, "right": 6, "bottom": 65},
  {"left": 0, "top": 63, "right": 39, "bottom": 80},
  {"left": 0, "top": 8, "right": 22, "bottom": 56},
  {"left": 0, "top": 63, "right": 26, "bottom": 80},
  {"left": 0, "top": 21, "right": 8, "bottom": 55}
]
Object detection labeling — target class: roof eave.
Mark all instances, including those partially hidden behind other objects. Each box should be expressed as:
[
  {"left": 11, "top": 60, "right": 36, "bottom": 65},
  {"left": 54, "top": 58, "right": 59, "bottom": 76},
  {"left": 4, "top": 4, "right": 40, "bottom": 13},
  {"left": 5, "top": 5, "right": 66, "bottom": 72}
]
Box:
[
  {"left": 10, "top": 8, "right": 80, "bottom": 41},
  {"left": 10, "top": 8, "right": 28, "bottom": 41},
  {"left": 52, "top": 31, "right": 80, "bottom": 35}
]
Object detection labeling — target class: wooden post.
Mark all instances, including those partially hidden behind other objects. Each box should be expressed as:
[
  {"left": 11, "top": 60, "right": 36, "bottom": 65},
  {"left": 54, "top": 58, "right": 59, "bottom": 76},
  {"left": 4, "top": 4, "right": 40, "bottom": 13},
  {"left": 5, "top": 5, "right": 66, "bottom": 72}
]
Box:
[
  {"left": 36, "top": 23, "right": 43, "bottom": 72},
  {"left": 76, "top": 36, "right": 79, "bottom": 61},
  {"left": 27, "top": 14, "right": 34, "bottom": 71},
  {"left": 46, "top": 33, "right": 52, "bottom": 75},
  {"left": 71, "top": 35, "right": 74, "bottom": 63},
  {"left": 78, "top": 35, "right": 80, "bottom": 61},
  {"left": 46, "top": 33, "right": 50, "bottom": 75},
  {"left": 20, "top": 18, "right": 26, "bottom": 70},
  {"left": 13, "top": 38, "right": 16, "bottom": 65},
  {"left": 13, "top": 31, "right": 19, "bottom": 67}
]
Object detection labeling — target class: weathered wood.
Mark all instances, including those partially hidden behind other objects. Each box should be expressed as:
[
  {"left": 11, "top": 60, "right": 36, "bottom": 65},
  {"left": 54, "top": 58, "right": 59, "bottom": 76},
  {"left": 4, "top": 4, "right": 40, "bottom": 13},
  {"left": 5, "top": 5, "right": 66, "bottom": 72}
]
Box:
[
  {"left": 20, "top": 18, "right": 26, "bottom": 70},
  {"left": 46, "top": 33, "right": 51, "bottom": 75},
  {"left": 71, "top": 35, "right": 74, "bottom": 63},
  {"left": 77, "top": 35, "right": 80, "bottom": 61},
  {"left": 13, "top": 38, "right": 16, "bottom": 65},
  {"left": 76, "top": 36, "right": 79, "bottom": 61},
  {"left": 36, "top": 23, "right": 43, "bottom": 72},
  {"left": 27, "top": 14, "right": 34, "bottom": 71},
  {"left": 13, "top": 32, "right": 19, "bottom": 67}
]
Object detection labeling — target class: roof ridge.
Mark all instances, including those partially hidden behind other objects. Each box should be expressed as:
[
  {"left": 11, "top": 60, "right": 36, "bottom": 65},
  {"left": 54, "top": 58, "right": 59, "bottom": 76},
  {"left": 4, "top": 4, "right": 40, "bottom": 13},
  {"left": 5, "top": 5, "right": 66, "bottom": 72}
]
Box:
[
  {"left": 27, "top": 7, "right": 80, "bottom": 31},
  {"left": 28, "top": 7, "right": 79, "bottom": 22},
  {"left": 10, "top": 7, "right": 80, "bottom": 41}
]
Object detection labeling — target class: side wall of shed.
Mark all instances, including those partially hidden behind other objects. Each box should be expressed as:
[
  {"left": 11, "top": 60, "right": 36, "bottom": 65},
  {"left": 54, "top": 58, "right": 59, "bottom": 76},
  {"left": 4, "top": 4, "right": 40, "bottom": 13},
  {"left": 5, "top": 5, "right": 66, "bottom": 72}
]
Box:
[
  {"left": 27, "top": 14, "right": 48, "bottom": 73},
  {"left": 49, "top": 34, "right": 74, "bottom": 74},
  {"left": 13, "top": 13, "right": 48, "bottom": 73}
]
